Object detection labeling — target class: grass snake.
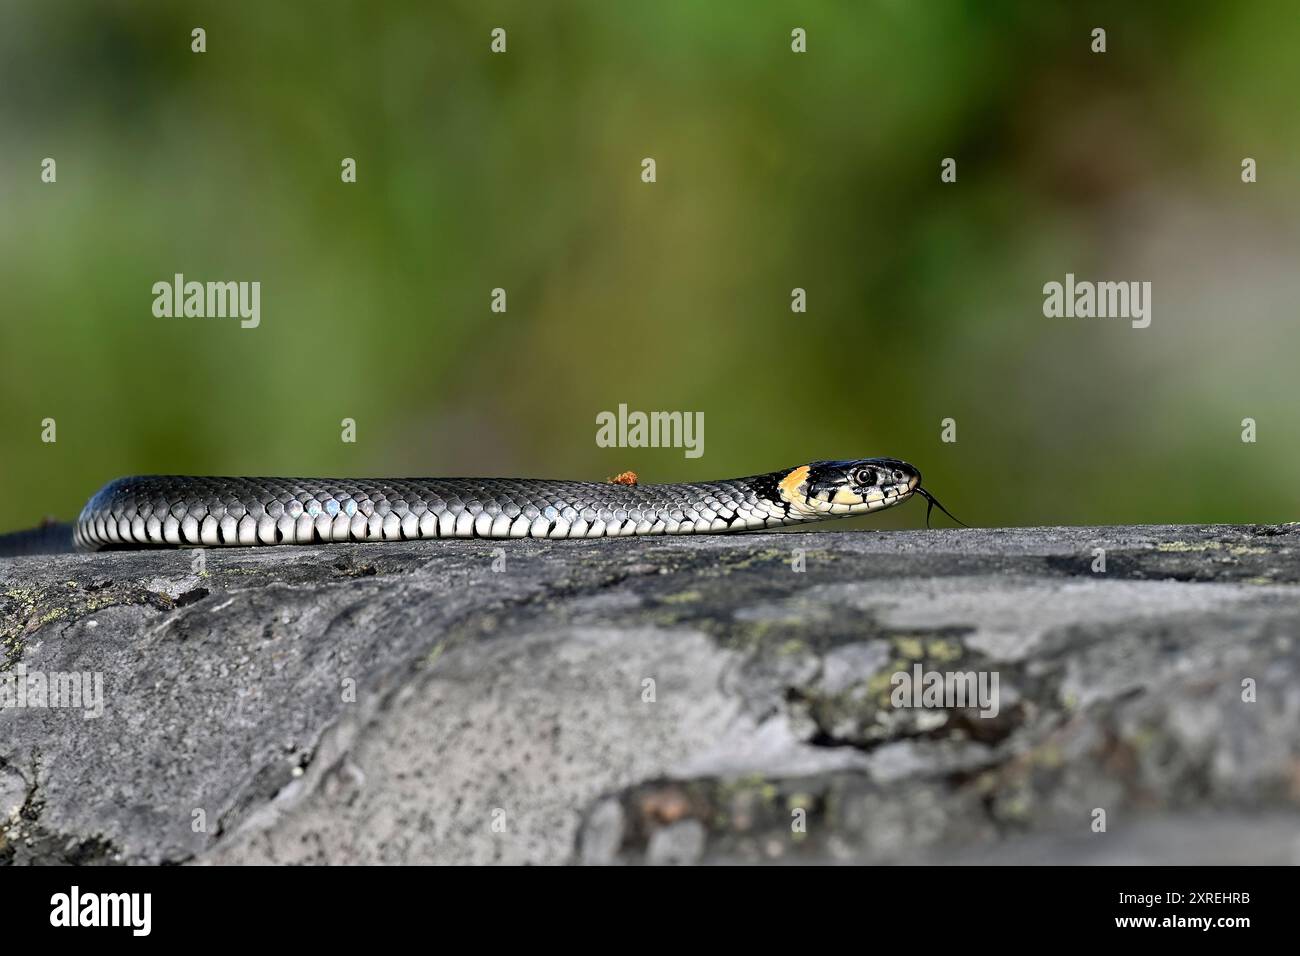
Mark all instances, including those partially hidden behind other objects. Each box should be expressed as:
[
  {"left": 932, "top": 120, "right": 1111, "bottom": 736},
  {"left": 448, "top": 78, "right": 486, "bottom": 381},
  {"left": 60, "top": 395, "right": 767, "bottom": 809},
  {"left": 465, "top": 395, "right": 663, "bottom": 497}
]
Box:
[{"left": 72, "top": 458, "right": 961, "bottom": 550}]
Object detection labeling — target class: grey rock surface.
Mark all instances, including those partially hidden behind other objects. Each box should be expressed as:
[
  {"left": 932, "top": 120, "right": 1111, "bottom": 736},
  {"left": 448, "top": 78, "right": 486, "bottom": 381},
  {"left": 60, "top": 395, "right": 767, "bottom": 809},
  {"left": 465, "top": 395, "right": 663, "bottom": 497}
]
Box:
[{"left": 2, "top": 524, "right": 1299, "bottom": 865}]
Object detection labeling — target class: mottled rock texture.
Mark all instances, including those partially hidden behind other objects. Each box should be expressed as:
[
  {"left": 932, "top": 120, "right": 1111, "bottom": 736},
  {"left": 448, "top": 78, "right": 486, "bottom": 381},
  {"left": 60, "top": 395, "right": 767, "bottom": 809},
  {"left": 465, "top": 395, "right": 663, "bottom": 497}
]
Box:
[{"left": 2, "top": 524, "right": 1298, "bottom": 865}]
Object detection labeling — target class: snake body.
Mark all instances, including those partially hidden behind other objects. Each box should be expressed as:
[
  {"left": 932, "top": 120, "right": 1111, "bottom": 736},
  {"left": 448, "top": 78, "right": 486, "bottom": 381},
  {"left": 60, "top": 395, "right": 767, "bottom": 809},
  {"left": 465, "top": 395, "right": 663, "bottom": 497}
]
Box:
[{"left": 72, "top": 459, "right": 927, "bottom": 550}]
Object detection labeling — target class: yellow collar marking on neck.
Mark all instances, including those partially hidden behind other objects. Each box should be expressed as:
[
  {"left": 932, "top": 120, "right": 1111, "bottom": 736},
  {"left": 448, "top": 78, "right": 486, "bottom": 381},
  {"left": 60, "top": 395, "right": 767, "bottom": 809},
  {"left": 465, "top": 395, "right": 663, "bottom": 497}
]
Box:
[{"left": 778, "top": 465, "right": 810, "bottom": 502}]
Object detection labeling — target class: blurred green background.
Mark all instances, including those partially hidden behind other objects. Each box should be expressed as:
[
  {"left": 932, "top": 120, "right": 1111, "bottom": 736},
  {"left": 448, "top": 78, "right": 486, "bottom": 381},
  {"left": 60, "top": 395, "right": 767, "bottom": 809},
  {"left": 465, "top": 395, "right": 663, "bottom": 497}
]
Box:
[{"left": 2, "top": 0, "right": 1298, "bottom": 533}]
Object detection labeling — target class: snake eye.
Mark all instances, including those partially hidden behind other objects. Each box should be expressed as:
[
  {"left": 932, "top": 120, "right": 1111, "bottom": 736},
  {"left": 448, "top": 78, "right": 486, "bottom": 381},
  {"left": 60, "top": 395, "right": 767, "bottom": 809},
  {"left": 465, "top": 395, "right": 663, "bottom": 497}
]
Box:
[{"left": 853, "top": 467, "right": 877, "bottom": 486}]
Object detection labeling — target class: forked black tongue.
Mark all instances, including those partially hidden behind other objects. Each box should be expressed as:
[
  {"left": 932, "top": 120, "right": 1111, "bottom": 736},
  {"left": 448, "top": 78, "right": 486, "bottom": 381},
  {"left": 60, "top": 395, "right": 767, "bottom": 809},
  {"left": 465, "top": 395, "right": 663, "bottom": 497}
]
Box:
[{"left": 917, "top": 487, "right": 968, "bottom": 529}]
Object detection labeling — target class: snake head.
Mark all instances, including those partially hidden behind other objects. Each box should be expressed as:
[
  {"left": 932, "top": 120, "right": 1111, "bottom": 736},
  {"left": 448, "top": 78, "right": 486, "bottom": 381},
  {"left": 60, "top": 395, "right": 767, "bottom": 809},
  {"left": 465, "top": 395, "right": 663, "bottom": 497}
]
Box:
[{"left": 778, "top": 458, "right": 920, "bottom": 516}]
